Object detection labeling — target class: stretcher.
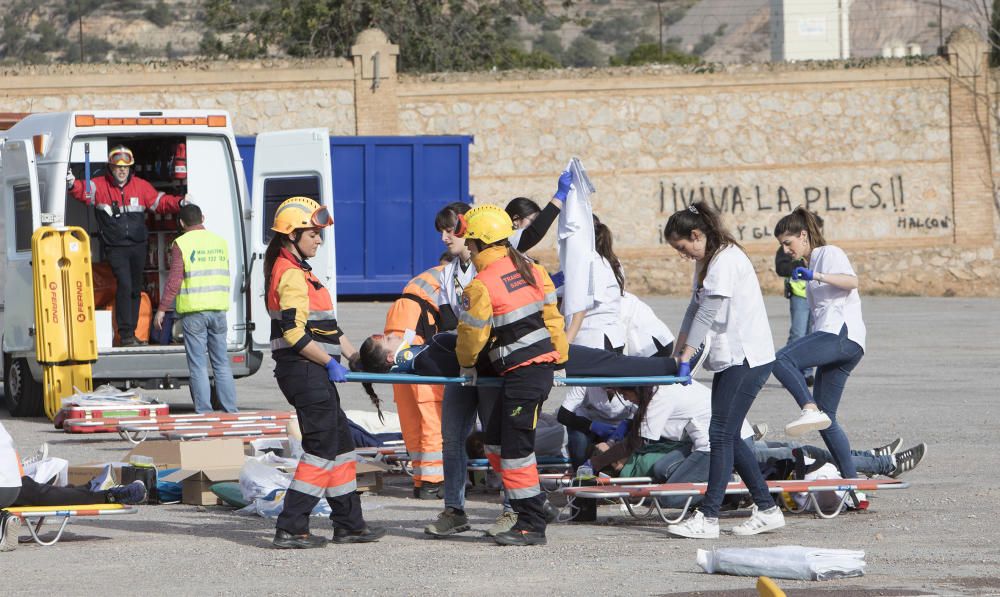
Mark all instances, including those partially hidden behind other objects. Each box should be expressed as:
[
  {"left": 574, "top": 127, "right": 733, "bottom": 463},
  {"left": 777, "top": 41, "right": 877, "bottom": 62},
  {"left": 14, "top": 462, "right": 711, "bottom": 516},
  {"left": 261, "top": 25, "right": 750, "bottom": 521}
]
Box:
[
  {"left": 346, "top": 372, "right": 687, "bottom": 387},
  {"left": 64, "top": 410, "right": 296, "bottom": 436},
  {"left": 467, "top": 456, "right": 573, "bottom": 474},
  {"left": 539, "top": 473, "right": 653, "bottom": 492},
  {"left": 54, "top": 403, "right": 170, "bottom": 429},
  {"left": 1, "top": 503, "right": 138, "bottom": 546},
  {"left": 163, "top": 426, "right": 290, "bottom": 441},
  {"left": 560, "top": 478, "right": 909, "bottom": 523},
  {"left": 118, "top": 421, "right": 287, "bottom": 444}
]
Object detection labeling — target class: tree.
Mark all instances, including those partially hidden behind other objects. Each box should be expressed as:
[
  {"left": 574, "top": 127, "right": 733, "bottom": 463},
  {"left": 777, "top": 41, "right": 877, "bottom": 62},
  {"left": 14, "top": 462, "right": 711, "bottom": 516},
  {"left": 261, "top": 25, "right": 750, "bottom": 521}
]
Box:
[
  {"left": 144, "top": 0, "right": 172, "bottom": 28},
  {"left": 563, "top": 35, "right": 603, "bottom": 67},
  {"left": 610, "top": 42, "right": 700, "bottom": 67},
  {"left": 534, "top": 31, "right": 564, "bottom": 62}
]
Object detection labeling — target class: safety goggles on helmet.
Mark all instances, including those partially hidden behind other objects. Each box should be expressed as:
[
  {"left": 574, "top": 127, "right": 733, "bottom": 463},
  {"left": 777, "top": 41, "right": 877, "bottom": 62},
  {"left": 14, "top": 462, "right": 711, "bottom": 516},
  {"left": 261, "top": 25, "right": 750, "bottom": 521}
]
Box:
[
  {"left": 108, "top": 146, "right": 135, "bottom": 167},
  {"left": 271, "top": 196, "right": 333, "bottom": 235}
]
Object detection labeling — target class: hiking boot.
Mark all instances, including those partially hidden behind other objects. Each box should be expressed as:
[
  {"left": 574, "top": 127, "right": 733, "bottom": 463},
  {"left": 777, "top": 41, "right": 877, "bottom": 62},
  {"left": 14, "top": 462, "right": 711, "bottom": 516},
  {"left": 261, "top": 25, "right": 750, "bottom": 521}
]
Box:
[
  {"left": 0, "top": 512, "right": 20, "bottom": 552},
  {"left": 414, "top": 482, "right": 442, "bottom": 500},
  {"left": 889, "top": 443, "right": 926, "bottom": 478},
  {"left": 107, "top": 480, "right": 147, "bottom": 505},
  {"left": 272, "top": 529, "right": 328, "bottom": 549},
  {"left": 424, "top": 508, "right": 471, "bottom": 537},
  {"left": 486, "top": 510, "right": 519, "bottom": 537},
  {"left": 119, "top": 337, "right": 139, "bottom": 347},
  {"left": 20, "top": 443, "right": 49, "bottom": 468},
  {"left": 731, "top": 505, "right": 785, "bottom": 536},
  {"left": 871, "top": 437, "right": 903, "bottom": 458},
  {"left": 332, "top": 525, "right": 387, "bottom": 544},
  {"left": 493, "top": 528, "right": 547, "bottom": 546},
  {"left": 667, "top": 510, "right": 719, "bottom": 539},
  {"left": 784, "top": 409, "right": 831, "bottom": 437}
]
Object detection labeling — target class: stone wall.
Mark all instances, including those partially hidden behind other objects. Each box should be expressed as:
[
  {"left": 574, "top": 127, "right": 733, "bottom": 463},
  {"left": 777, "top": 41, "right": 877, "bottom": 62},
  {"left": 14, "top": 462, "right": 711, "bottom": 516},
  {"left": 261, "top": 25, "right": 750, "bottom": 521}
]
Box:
[{"left": 1, "top": 28, "right": 997, "bottom": 296}]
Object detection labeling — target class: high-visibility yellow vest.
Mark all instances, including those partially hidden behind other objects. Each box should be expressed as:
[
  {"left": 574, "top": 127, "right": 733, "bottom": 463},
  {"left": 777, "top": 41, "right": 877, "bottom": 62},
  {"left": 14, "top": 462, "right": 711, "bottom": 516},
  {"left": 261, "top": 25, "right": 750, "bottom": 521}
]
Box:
[{"left": 174, "top": 229, "right": 230, "bottom": 314}]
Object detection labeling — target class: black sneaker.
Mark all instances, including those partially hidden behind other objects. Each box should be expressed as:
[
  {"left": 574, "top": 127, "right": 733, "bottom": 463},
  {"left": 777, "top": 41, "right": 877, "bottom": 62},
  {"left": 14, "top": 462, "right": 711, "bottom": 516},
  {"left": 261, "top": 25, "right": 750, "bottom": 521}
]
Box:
[
  {"left": 494, "top": 528, "right": 547, "bottom": 546},
  {"left": 687, "top": 335, "right": 712, "bottom": 378},
  {"left": 332, "top": 525, "right": 387, "bottom": 544},
  {"left": 414, "top": 482, "right": 442, "bottom": 500},
  {"left": 871, "top": 437, "right": 903, "bottom": 457},
  {"left": 273, "top": 529, "right": 328, "bottom": 549},
  {"left": 889, "top": 443, "right": 926, "bottom": 478},
  {"left": 119, "top": 337, "right": 139, "bottom": 347},
  {"left": 107, "top": 480, "right": 147, "bottom": 505}
]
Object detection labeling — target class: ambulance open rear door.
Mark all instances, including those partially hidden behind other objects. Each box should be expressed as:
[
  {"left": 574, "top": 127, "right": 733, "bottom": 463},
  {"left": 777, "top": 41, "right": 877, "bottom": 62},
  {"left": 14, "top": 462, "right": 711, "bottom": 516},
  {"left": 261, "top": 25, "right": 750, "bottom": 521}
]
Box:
[
  {"left": 248, "top": 129, "right": 335, "bottom": 351},
  {"left": 2, "top": 139, "right": 45, "bottom": 415}
]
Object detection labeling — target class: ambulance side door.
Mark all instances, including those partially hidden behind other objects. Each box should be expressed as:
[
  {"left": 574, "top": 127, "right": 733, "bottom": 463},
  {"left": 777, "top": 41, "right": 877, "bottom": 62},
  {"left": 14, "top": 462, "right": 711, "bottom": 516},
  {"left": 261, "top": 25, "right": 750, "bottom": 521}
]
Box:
[
  {"left": 1, "top": 139, "right": 42, "bottom": 353},
  {"left": 249, "top": 129, "right": 334, "bottom": 350}
]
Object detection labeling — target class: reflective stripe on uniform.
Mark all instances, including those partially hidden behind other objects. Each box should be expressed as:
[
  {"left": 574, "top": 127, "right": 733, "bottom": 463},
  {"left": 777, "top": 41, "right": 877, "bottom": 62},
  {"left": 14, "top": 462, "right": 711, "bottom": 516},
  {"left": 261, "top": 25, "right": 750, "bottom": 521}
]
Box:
[
  {"left": 151, "top": 191, "right": 165, "bottom": 211},
  {"left": 270, "top": 337, "right": 340, "bottom": 355},
  {"left": 410, "top": 276, "right": 439, "bottom": 302},
  {"left": 177, "top": 285, "right": 229, "bottom": 295},
  {"left": 458, "top": 309, "right": 490, "bottom": 329},
  {"left": 501, "top": 453, "right": 540, "bottom": 499},
  {"left": 183, "top": 268, "right": 230, "bottom": 279},
  {"left": 492, "top": 301, "right": 543, "bottom": 326},
  {"left": 488, "top": 328, "right": 550, "bottom": 362},
  {"left": 544, "top": 291, "right": 557, "bottom": 304},
  {"left": 288, "top": 451, "right": 358, "bottom": 498}
]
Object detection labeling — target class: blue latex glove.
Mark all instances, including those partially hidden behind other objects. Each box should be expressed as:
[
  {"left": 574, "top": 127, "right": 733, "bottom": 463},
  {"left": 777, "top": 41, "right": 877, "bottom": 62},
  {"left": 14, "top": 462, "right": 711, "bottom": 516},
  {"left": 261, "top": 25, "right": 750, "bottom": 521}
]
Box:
[
  {"left": 589, "top": 420, "right": 616, "bottom": 440},
  {"left": 550, "top": 270, "right": 565, "bottom": 288},
  {"left": 325, "top": 358, "right": 349, "bottom": 383},
  {"left": 678, "top": 361, "right": 692, "bottom": 386},
  {"left": 554, "top": 170, "right": 573, "bottom": 201},
  {"left": 609, "top": 420, "right": 630, "bottom": 443},
  {"left": 791, "top": 266, "right": 815, "bottom": 281}
]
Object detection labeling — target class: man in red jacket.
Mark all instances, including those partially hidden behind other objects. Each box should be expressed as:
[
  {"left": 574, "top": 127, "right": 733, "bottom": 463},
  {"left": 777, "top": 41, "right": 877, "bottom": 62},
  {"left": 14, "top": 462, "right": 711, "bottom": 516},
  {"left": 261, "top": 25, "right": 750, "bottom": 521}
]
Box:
[{"left": 68, "top": 145, "right": 188, "bottom": 346}]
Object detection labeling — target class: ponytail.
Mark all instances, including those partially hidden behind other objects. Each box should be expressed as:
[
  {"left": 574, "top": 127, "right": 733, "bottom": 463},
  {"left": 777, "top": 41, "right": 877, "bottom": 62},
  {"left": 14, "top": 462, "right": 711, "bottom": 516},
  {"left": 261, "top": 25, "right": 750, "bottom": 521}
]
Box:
[
  {"left": 263, "top": 234, "right": 286, "bottom": 293},
  {"left": 594, "top": 214, "right": 625, "bottom": 296},
  {"left": 622, "top": 386, "right": 658, "bottom": 452},
  {"left": 774, "top": 207, "right": 826, "bottom": 248},
  {"left": 664, "top": 201, "right": 741, "bottom": 286}
]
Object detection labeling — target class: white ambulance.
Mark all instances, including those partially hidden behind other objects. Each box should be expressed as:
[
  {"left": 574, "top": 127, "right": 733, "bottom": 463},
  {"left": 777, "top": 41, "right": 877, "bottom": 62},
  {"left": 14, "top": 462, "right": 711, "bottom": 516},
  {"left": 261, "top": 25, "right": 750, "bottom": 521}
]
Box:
[{"left": 0, "top": 110, "right": 337, "bottom": 416}]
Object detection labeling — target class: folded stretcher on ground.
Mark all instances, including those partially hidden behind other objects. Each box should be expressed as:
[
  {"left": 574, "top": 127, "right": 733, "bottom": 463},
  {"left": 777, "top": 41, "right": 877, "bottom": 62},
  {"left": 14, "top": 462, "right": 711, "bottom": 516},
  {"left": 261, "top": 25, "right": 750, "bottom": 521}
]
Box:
[
  {"left": 560, "top": 478, "right": 909, "bottom": 522},
  {"left": 2, "top": 503, "right": 138, "bottom": 546},
  {"left": 63, "top": 411, "right": 297, "bottom": 443}
]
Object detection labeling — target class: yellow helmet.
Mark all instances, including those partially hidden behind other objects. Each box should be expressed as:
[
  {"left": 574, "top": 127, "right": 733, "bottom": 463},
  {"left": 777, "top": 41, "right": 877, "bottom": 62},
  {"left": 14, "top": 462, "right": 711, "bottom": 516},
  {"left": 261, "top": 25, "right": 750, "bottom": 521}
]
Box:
[
  {"left": 271, "top": 196, "right": 333, "bottom": 235},
  {"left": 108, "top": 146, "right": 134, "bottom": 167},
  {"left": 455, "top": 204, "right": 515, "bottom": 245}
]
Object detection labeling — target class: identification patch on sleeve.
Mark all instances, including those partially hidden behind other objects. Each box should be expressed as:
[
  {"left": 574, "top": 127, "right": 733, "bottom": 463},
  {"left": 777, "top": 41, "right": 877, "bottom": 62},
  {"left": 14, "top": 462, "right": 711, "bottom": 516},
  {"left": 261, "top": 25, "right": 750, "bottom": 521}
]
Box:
[{"left": 460, "top": 293, "right": 471, "bottom": 312}]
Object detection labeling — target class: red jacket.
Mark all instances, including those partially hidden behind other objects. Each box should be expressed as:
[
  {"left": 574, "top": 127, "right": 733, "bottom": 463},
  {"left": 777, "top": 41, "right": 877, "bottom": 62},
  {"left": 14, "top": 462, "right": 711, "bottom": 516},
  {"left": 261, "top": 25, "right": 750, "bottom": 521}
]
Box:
[{"left": 69, "top": 171, "right": 184, "bottom": 246}]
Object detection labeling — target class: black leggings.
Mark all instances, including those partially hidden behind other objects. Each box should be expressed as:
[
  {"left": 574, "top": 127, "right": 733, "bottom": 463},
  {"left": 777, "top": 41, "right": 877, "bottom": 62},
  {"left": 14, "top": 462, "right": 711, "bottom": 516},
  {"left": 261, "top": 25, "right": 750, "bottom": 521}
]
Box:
[
  {"left": 6, "top": 477, "right": 108, "bottom": 507},
  {"left": 0, "top": 486, "right": 19, "bottom": 508}
]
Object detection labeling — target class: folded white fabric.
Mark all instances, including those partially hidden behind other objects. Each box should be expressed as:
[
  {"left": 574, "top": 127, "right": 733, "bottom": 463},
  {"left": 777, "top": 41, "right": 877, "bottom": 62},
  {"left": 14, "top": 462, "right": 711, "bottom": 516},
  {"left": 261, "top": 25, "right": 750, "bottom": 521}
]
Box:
[{"left": 697, "top": 545, "right": 866, "bottom": 581}]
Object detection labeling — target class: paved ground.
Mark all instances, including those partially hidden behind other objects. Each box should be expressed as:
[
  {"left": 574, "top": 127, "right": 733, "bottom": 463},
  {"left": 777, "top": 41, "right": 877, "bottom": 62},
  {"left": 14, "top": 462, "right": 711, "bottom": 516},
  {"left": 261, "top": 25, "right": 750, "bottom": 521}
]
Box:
[{"left": 2, "top": 296, "right": 998, "bottom": 596}]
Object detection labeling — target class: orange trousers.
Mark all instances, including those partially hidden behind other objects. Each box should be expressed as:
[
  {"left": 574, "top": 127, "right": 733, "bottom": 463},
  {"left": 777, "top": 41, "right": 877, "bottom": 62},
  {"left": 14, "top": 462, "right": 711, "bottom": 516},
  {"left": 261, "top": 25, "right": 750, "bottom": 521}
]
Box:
[{"left": 392, "top": 383, "right": 444, "bottom": 485}]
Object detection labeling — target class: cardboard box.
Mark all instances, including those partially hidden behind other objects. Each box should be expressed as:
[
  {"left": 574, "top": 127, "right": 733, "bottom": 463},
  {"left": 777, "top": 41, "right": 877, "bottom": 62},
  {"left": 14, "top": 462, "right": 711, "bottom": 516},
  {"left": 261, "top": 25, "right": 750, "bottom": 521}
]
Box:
[
  {"left": 130, "top": 439, "right": 245, "bottom": 506},
  {"left": 67, "top": 462, "right": 125, "bottom": 487},
  {"left": 355, "top": 460, "right": 388, "bottom": 493}
]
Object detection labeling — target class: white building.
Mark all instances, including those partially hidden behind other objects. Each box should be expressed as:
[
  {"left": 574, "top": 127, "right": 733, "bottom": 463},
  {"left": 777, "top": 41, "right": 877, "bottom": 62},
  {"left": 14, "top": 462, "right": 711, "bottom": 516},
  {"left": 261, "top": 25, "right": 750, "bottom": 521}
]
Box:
[{"left": 771, "top": 0, "right": 851, "bottom": 61}]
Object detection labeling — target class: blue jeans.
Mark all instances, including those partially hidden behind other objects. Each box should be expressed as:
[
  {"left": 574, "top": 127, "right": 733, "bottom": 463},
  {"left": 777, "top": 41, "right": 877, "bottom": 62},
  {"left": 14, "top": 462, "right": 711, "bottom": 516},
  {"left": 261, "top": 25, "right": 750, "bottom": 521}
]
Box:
[
  {"left": 182, "top": 311, "right": 237, "bottom": 414},
  {"left": 567, "top": 428, "right": 595, "bottom": 470},
  {"left": 788, "top": 295, "right": 813, "bottom": 377},
  {"left": 773, "top": 324, "right": 864, "bottom": 478},
  {"left": 441, "top": 385, "right": 512, "bottom": 512},
  {"left": 701, "top": 360, "right": 776, "bottom": 519},
  {"left": 652, "top": 445, "right": 712, "bottom": 509},
  {"left": 752, "top": 440, "right": 894, "bottom": 476}
]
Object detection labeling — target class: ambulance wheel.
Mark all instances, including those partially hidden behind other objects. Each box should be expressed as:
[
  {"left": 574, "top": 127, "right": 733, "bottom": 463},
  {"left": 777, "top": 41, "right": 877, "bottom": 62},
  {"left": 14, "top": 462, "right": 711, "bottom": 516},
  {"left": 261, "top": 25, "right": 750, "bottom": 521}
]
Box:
[{"left": 3, "top": 356, "right": 44, "bottom": 417}]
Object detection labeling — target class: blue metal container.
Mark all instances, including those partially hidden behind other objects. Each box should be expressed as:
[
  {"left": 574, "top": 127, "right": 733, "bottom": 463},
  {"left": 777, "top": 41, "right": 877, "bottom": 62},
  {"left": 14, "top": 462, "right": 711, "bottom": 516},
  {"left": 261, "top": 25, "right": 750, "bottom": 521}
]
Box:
[{"left": 237, "top": 135, "right": 473, "bottom": 295}]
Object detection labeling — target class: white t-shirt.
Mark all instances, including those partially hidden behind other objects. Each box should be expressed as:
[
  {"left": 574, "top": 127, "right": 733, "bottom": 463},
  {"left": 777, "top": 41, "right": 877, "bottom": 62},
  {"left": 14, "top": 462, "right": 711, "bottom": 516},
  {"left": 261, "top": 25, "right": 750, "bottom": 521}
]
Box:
[
  {"left": 639, "top": 382, "right": 754, "bottom": 451},
  {"left": 694, "top": 245, "right": 775, "bottom": 372},
  {"left": 574, "top": 256, "right": 626, "bottom": 349},
  {"left": 0, "top": 422, "right": 22, "bottom": 488},
  {"left": 807, "top": 245, "right": 866, "bottom": 352},
  {"left": 621, "top": 292, "right": 675, "bottom": 357},
  {"left": 562, "top": 387, "right": 636, "bottom": 425},
  {"left": 437, "top": 258, "right": 477, "bottom": 317}
]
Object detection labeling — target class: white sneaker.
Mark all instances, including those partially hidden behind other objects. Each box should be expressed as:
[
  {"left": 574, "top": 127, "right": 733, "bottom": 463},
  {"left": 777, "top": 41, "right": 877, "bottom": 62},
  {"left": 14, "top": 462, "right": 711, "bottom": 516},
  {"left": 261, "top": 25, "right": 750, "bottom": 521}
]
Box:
[
  {"left": 667, "top": 511, "right": 719, "bottom": 539},
  {"left": 731, "top": 505, "right": 785, "bottom": 536},
  {"left": 20, "top": 443, "right": 48, "bottom": 468},
  {"left": 0, "top": 512, "right": 20, "bottom": 552},
  {"left": 784, "top": 409, "right": 831, "bottom": 437}
]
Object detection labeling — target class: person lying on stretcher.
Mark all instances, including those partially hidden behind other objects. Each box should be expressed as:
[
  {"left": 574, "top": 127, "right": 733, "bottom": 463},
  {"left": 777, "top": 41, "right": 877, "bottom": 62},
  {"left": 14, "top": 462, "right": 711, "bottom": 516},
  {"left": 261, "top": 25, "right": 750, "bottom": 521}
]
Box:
[
  {"left": 351, "top": 331, "right": 685, "bottom": 380},
  {"left": 585, "top": 385, "right": 926, "bottom": 511}
]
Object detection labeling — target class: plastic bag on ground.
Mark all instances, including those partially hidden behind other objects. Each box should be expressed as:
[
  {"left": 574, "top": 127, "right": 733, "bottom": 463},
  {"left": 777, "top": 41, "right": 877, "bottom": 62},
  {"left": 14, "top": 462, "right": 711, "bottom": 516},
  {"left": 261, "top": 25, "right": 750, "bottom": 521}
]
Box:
[
  {"left": 697, "top": 545, "right": 866, "bottom": 581},
  {"left": 237, "top": 452, "right": 330, "bottom": 519}
]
